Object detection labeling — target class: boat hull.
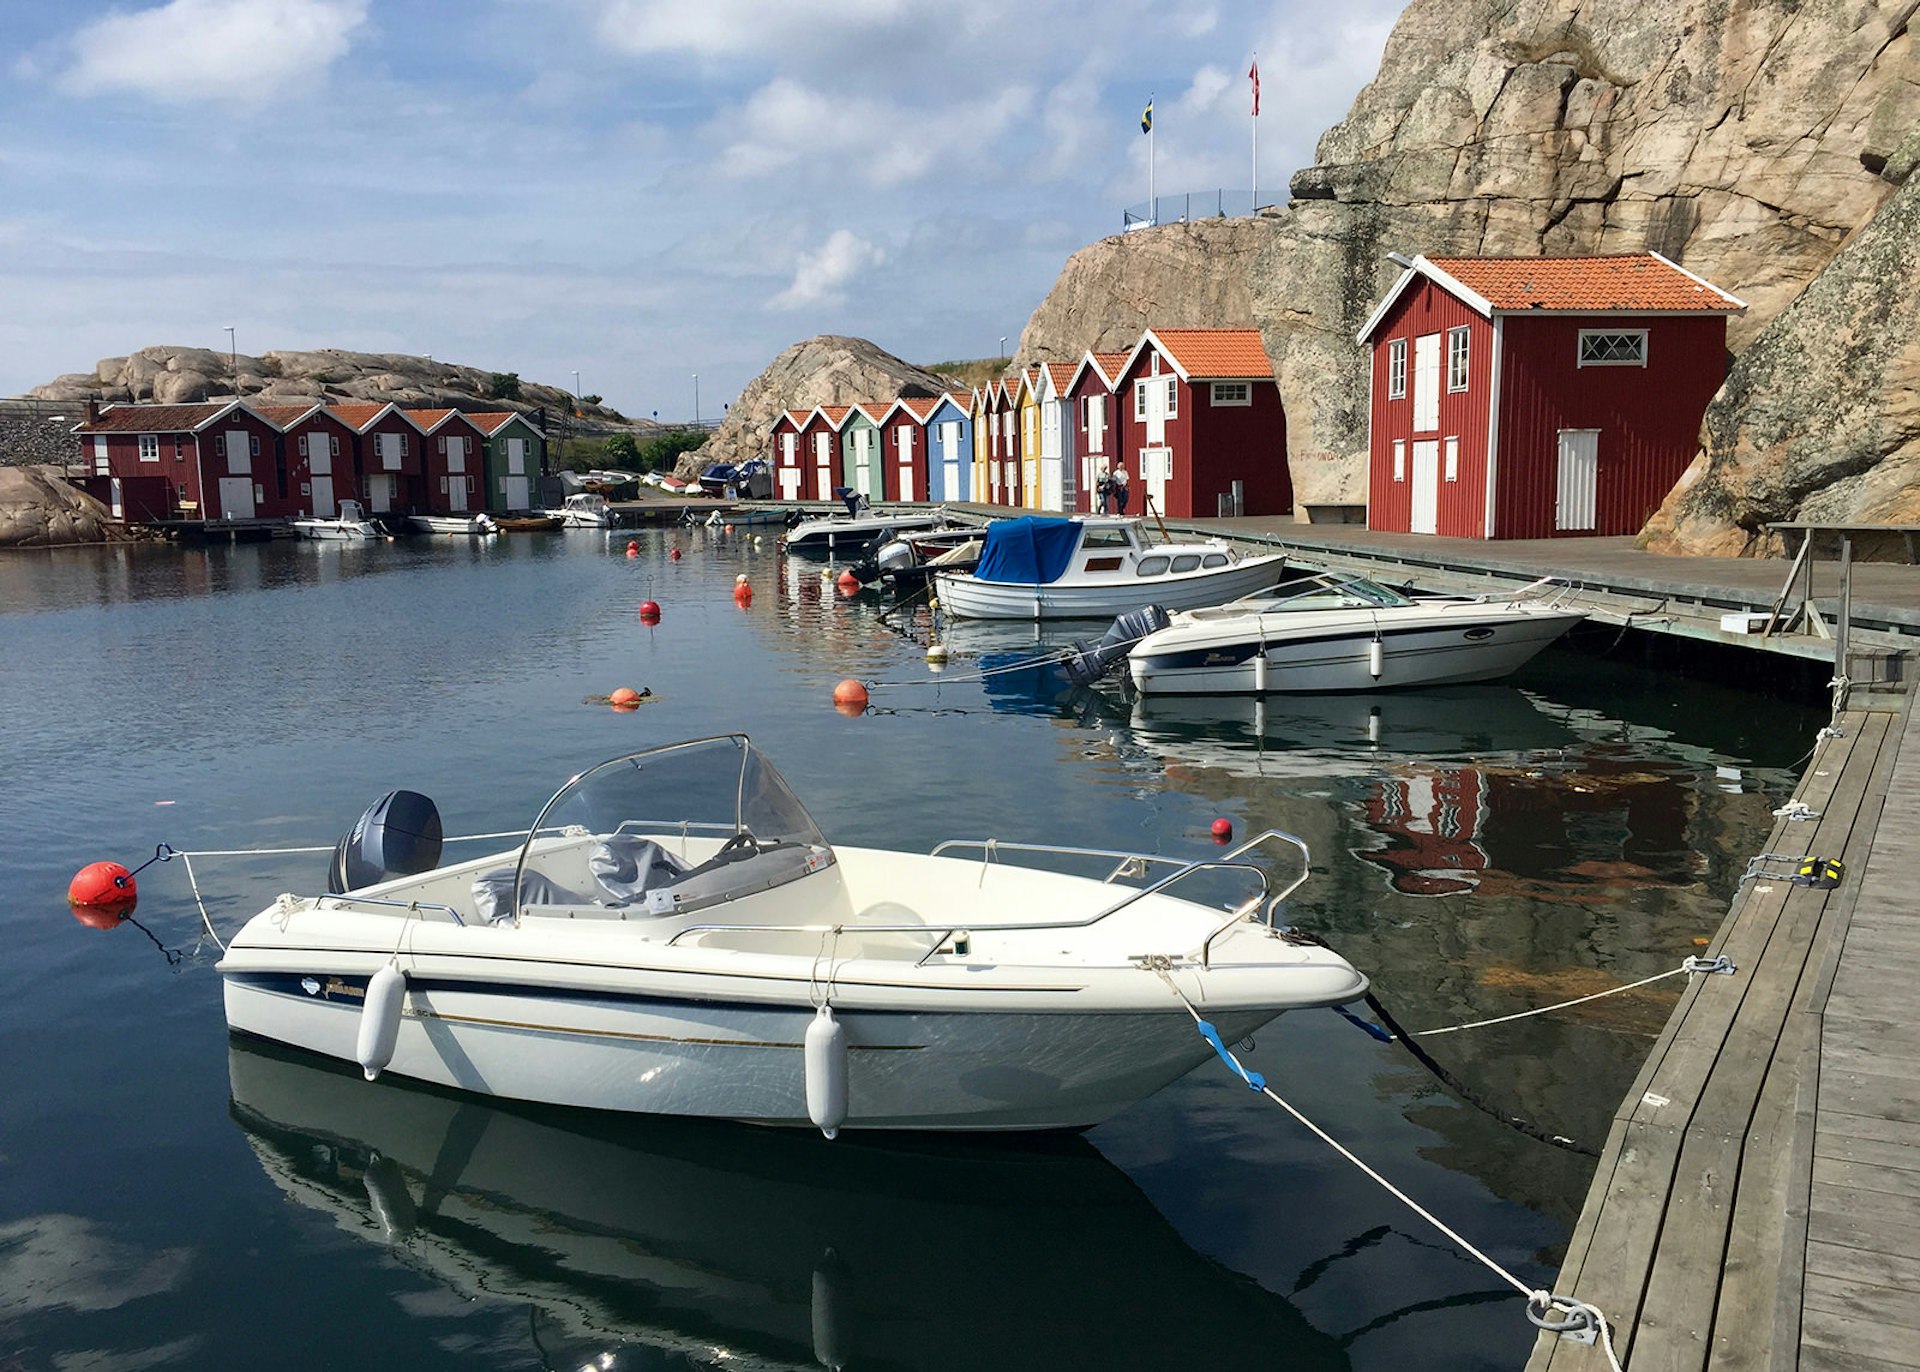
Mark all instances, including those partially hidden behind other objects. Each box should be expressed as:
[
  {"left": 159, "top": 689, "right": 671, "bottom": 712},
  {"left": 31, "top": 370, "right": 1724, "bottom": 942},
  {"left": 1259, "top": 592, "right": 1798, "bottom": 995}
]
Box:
[
  {"left": 784, "top": 513, "right": 943, "bottom": 556},
  {"left": 223, "top": 970, "right": 1277, "bottom": 1131},
  {"left": 408, "top": 514, "right": 498, "bottom": 536},
  {"left": 293, "top": 521, "right": 378, "bottom": 540},
  {"left": 1130, "top": 605, "right": 1584, "bottom": 694},
  {"left": 936, "top": 555, "right": 1286, "bottom": 621}
]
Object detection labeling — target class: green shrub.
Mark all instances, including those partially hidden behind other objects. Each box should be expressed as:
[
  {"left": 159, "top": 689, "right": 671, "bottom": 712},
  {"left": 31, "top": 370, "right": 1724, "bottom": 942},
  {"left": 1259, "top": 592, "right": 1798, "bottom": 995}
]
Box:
[{"left": 488, "top": 371, "right": 522, "bottom": 401}]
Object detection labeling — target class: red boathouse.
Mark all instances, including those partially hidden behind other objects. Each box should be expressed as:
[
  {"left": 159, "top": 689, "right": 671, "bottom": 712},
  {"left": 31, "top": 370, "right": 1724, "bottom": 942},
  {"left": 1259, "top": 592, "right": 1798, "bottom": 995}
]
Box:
[{"left": 1358, "top": 253, "right": 1745, "bottom": 539}]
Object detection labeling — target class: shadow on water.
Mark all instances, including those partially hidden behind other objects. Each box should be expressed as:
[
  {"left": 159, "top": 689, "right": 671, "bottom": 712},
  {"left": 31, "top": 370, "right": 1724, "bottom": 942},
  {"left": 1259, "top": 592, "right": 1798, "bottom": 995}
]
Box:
[{"left": 227, "top": 1036, "right": 1348, "bottom": 1372}]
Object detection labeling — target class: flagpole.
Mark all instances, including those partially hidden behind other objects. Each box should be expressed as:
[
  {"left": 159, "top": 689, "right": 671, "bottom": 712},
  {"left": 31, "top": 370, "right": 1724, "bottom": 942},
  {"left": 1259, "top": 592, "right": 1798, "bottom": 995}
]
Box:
[
  {"left": 1251, "top": 54, "right": 1258, "bottom": 211},
  {"left": 1148, "top": 93, "right": 1155, "bottom": 224}
]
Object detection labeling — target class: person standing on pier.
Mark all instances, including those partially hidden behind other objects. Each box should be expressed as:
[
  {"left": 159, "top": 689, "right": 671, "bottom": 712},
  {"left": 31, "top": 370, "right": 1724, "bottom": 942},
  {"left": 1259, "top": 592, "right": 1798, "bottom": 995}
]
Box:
[{"left": 1112, "top": 462, "right": 1131, "bottom": 514}]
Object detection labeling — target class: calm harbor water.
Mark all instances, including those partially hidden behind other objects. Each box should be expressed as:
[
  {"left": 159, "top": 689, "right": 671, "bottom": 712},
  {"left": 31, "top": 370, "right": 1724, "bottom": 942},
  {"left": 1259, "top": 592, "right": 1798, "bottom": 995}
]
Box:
[{"left": 0, "top": 527, "right": 1819, "bottom": 1371}]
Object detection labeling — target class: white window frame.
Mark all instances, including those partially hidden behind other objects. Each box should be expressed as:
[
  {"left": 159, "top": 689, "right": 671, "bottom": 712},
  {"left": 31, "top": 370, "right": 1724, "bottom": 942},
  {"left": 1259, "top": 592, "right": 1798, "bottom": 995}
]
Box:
[
  {"left": 1447, "top": 327, "right": 1470, "bottom": 392},
  {"left": 249, "top": 433, "right": 261, "bottom": 457},
  {"left": 1163, "top": 377, "right": 1178, "bottom": 418},
  {"left": 1210, "top": 382, "right": 1252, "bottom": 407},
  {"left": 138, "top": 434, "right": 159, "bottom": 463},
  {"left": 1387, "top": 338, "right": 1407, "bottom": 399},
  {"left": 1578, "top": 329, "right": 1649, "bottom": 367},
  {"left": 1392, "top": 439, "right": 1406, "bottom": 482},
  {"left": 1133, "top": 379, "right": 1149, "bottom": 421},
  {"left": 1444, "top": 435, "right": 1459, "bottom": 483}
]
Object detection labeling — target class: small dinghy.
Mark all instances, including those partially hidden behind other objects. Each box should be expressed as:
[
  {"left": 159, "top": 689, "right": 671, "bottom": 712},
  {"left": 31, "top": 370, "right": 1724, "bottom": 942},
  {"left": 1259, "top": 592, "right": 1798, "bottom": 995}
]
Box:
[{"left": 218, "top": 734, "right": 1367, "bottom": 1134}]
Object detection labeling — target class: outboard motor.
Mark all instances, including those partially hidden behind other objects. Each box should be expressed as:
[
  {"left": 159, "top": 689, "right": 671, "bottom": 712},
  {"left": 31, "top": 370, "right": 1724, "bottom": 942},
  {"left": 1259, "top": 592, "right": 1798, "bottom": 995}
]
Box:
[
  {"left": 326, "top": 790, "right": 444, "bottom": 894},
  {"left": 1058, "top": 605, "right": 1173, "bottom": 687},
  {"left": 875, "top": 536, "right": 917, "bottom": 577}
]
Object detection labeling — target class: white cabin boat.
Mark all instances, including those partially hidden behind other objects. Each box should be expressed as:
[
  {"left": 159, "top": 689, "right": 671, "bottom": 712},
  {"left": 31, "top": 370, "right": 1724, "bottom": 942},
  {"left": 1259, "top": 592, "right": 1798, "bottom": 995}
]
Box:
[
  {"left": 933, "top": 515, "right": 1287, "bottom": 620},
  {"left": 783, "top": 500, "right": 944, "bottom": 556},
  {"left": 1127, "top": 571, "right": 1586, "bottom": 695},
  {"left": 217, "top": 734, "right": 1366, "bottom": 1134},
  {"left": 545, "top": 492, "right": 616, "bottom": 527},
  {"left": 407, "top": 513, "right": 499, "bottom": 536},
  {"left": 292, "top": 499, "right": 381, "bottom": 541}
]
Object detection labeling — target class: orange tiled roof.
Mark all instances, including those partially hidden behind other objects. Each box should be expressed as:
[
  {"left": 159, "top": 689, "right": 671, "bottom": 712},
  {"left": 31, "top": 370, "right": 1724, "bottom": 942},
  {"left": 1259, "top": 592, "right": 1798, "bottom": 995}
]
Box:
[
  {"left": 1428, "top": 254, "right": 1744, "bottom": 313},
  {"left": 325, "top": 402, "right": 391, "bottom": 430},
  {"left": 1094, "top": 351, "right": 1129, "bottom": 377},
  {"left": 817, "top": 405, "right": 852, "bottom": 427},
  {"left": 946, "top": 389, "right": 971, "bottom": 407},
  {"left": 1150, "top": 328, "right": 1273, "bottom": 379},
  {"left": 402, "top": 407, "right": 456, "bottom": 431},
  {"left": 898, "top": 396, "right": 940, "bottom": 420},
  {"left": 75, "top": 402, "right": 233, "bottom": 433},
  {"left": 467, "top": 410, "right": 539, "bottom": 435},
  {"left": 249, "top": 402, "right": 321, "bottom": 425},
  {"left": 1044, "top": 362, "right": 1076, "bottom": 392}
]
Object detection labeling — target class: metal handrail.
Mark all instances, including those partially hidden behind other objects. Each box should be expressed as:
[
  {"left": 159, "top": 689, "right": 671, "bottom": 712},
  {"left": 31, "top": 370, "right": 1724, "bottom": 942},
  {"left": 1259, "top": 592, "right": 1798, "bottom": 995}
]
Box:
[
  {"left": 928, "top": 837, "right": 1206, "bottom": 884},
  {"left": 665, "top": 828, "right": 1313, "bottom": 969},
  {"left": 313, "top": 893, "right": 467, "bottom": 927}
]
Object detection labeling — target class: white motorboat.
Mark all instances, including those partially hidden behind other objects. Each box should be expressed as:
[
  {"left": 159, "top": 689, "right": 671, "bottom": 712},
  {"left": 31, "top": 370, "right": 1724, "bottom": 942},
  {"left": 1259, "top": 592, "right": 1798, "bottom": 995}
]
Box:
[
  {"left": 544, "top": 492, "right": 617, "bottom": 527},
  {"left": 217, "top": 734, "right": 1366, "bottom": 1134},
  {"left": 933, "top": 515, "right": 1288, "bottom": 620},
  {"left": 783, "top": 499, "right": 944, "bottom": 556},
  {"left": 292, "top": 498, "right": 381, "bottom": 540},
  {"left": 1127, "top": 571, "right": 1586, "bottom": 695},
  {"left": 407, "top": 512, "right": 498, "bottom": 536}
]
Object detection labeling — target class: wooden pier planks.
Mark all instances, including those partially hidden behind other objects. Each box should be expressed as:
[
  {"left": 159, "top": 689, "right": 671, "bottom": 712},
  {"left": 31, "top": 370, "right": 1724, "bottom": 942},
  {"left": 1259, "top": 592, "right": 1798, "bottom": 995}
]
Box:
[{"left": 1528, "top": 706, "right": 1903, "bottom": 1372}]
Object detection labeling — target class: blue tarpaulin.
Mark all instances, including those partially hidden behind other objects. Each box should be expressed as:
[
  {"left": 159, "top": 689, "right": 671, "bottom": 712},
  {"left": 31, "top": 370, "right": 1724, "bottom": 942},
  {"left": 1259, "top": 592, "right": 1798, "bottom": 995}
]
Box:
[{"left": 972, "top": 516, "right": 1083, "bottom": 585}]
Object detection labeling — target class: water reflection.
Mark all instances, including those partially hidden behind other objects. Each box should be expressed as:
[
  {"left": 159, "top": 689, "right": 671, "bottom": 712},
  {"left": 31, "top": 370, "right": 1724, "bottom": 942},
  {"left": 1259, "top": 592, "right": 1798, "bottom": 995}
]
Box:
[{"left": 229, "top": 1037, "right": 1347, "bottom": 1372}]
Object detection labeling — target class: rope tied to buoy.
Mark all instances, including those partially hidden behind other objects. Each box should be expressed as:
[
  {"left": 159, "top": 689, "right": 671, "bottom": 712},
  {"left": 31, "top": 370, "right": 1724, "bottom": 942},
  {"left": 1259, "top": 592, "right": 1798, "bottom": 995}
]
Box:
[{"left": 1150, "top": 966, "right": 1624, "bottom": 1370}]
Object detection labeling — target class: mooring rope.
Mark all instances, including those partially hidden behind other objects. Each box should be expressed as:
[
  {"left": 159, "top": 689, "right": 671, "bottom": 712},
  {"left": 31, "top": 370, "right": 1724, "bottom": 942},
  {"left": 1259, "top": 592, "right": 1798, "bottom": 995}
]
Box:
[{"left": 1151, "top": 965, "right": 1623, "bottom": 1369}]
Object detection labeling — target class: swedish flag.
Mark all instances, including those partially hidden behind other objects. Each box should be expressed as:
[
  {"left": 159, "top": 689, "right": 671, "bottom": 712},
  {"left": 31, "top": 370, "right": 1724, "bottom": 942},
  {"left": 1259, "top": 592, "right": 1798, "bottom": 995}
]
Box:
[{"left": 1141, "top": 101, "right": 1153, "bottom": 134}]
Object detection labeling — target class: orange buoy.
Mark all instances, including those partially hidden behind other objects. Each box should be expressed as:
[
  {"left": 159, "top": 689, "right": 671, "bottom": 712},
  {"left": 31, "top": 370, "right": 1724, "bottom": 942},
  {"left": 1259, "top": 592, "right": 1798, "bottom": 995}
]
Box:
[
  {"left": 68, "top": 861, "right": 136, "bottom": 924},
  {"left": 608, "top": 686, "right": 648, "bottom": 712},
  {"left": 832, "top": 679, "right": 870, "bottom": 714},
  {"left": 669, "top": 546, "right": 683, "bottom": 562},
  {"left": 1211, "top": 818, "right": 1234, "bottom": 844},
  {"left": 724, "top": 523, "right": 736, "bottom": 533},
  {"left": 638, "top": 600, "right": 661, "bottom": 622},
  {"left": 625, "top": 541, "right": 639, "bottom": 559},
  {"left": 733, "top": 575, "right": 753, "bottom": 605}
]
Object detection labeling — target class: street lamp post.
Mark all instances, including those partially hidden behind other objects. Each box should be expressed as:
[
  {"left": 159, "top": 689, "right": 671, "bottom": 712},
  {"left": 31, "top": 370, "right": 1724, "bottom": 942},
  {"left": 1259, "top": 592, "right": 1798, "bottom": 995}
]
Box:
[
  {"left": 999, "top": 336, "right": 1007, "bottom": 360},
  {"left": 225, "top": 326, "right": 237, "bottom": 395},
  {"left": 693, "top": 374, "right": 700, "bottom": 427}
]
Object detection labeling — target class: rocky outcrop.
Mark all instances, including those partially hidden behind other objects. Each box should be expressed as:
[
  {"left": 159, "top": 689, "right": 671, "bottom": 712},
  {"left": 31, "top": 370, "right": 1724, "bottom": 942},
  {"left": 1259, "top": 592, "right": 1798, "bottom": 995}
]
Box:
[
  {"left": 1015, "top": 218, "right": 1273, "bottom": 362},
  {"left": 682, "top": 335, "right": 955, "bottom": 476},
  {"left": 1019, "top": 0, "right": 1919, "bottom": 514},
  {"left": 30, "top": 346, "right": 637, "bottom": 429},
  {"left": 1643, "top": 173, "right": 1920, "bottom": 555},
  {"left": 0, "top": 466, "right": 138, "bottom": 548}
]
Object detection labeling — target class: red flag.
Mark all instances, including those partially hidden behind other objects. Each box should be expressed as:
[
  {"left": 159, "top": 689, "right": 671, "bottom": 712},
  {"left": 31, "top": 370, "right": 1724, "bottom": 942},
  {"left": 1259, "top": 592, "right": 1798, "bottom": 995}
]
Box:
[{"left": 1249, "top": 59, "right": 1260, "bottom": 116}]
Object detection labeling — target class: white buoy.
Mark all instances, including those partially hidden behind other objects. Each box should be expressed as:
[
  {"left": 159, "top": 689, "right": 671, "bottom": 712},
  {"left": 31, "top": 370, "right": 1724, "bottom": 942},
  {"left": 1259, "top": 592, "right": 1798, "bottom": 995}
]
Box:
[
  {"left": 805, "top": 1004, "right": 848, "bottom": 1139},
  {"left": 1368, "top": 637, "right": 1385, "bottom": 679},
  {"left": 1253, "top": 651, "right": 1268, "bottom": 693},
  {"left": 926, "top": 642, "right": 949, "bottom": 664},
  {"left": 357, "top": 963, "right": 407, "bottom": 1081},
  {"left": 1368, "top": 705, "right": 1382, "bottom": 745}
]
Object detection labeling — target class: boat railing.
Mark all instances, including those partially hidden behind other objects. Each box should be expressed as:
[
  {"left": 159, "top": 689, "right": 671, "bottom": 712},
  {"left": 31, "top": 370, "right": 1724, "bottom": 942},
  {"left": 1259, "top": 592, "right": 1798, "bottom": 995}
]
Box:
[
  {"left": 664, "top": 828, "right": 1311, "bottom": 969},
  {"left": 311, "top": 893, "right": 467, "bottom": 927}
]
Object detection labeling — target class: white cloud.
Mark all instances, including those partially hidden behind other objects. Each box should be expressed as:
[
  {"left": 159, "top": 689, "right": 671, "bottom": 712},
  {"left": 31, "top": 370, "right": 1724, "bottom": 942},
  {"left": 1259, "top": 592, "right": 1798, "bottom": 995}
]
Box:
[
  {"left": 770, "top": 229, "right": 884, "bottom": 311},
  {"left": 590, "top": 0, "right": 909, "bottom": 57},
  {"left": 716, "top": 78, "right": 1032, "bottom": 187},
  {"left": 58, "top": 0, "right": 368, "bottom": 105}
]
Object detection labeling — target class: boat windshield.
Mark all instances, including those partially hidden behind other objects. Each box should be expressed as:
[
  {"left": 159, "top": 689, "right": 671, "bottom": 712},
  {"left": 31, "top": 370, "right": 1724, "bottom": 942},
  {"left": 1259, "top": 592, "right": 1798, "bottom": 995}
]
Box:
[
  {"left": 505, "top": 735, "right": 834, "bottom": 920},
  {"left": 1240, "top": 573, "right": 1415, "bottom": 611}
]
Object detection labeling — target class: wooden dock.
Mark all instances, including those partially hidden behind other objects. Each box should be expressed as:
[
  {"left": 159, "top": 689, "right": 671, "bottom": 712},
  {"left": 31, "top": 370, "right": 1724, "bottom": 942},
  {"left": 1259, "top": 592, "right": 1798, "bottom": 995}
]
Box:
[{"left": 1525, "top": 689, "right": 1920, "bottom": 1370}]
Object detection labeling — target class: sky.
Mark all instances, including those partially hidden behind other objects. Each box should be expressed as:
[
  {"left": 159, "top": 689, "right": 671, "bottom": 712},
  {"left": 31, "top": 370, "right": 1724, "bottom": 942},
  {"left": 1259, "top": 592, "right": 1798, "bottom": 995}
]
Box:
[{"left": 0, "top": 0, "right": 1405, "bottom": 421}]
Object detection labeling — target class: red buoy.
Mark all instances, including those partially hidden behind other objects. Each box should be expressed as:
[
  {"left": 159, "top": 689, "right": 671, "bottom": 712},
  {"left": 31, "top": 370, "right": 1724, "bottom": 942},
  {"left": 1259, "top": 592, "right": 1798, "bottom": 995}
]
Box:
[
  {"left": 835, "top": 570, "right": 861, "bottom": 596},
  {"left": 68, "top": 861, "right": 136, "bottom": 924},
  {"left": 669, "top": 546, "right": 683, "bottom": 562},
  {"left": 832, "top": 679, "right": 870, "bottom": 715},
  {"left": 625, "top": 541, "right": 639, "bottom": 559},
  {"left": 733, "top": 576, "right": 753, "bottom": 606},
  {"left": 638, "top": 600, "right": 662, "bottom": 623},
  {"left": 1211, "top": 818, "right": 1234, "bottom": 845},
  {"left": 609, "top": 686, "right": 645, "bottom": 711}
]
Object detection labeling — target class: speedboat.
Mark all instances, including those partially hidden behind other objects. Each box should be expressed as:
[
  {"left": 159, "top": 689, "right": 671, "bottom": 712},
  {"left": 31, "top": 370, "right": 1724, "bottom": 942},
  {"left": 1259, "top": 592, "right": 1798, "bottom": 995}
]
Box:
[
  {"left": 1127, "top": 570, "right": 1586, "bottom": 695},
  {"left": 406, "top": 512, "right": 498, "bottom": 536},
  {"left": 783, "top": 499, "right": 945, "bottom": 556},
  {"left": 292, "top": 498, "right": 380, "bottom": 541},
  {"left": 216, "top": 734, "right": 1366, "bottom": 1134},
  {"left": 933, "top": 515, "right": 1288, "bottom": 620},
  {"left": 545, "top": 492, "right": 617, "bottom": 527}
]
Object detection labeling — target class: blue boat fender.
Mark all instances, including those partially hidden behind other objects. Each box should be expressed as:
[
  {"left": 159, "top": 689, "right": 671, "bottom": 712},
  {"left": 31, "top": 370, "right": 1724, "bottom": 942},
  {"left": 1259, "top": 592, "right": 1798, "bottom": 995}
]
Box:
[
  {"left": 805, "top": 1005, "right": 848, "bottom": 1138},
  {"left": 357, "top": 963, "right": 407, "bottom": 1082}
]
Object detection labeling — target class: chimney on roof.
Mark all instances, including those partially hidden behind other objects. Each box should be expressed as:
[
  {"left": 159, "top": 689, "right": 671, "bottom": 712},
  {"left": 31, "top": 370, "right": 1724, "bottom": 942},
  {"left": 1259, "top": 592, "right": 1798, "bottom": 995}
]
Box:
[{"left": 84, "top": 399, "right": 100, "bottom": 424}]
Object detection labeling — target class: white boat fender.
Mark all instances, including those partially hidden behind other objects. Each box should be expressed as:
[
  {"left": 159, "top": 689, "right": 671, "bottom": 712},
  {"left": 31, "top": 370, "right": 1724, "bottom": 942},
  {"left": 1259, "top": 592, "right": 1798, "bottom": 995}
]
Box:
[
  {"left": 1368, "top": 636, "right": 1385, "bottom": 679},
  {"left": 357, "top": 963, "right": 407, "bottom": 1081},
  {"left": 812, "top": 1247, "right": 849, "bottom": 1371},
  {"left": 805, "top": 1004, "right": 848, "bottom": 1139}
]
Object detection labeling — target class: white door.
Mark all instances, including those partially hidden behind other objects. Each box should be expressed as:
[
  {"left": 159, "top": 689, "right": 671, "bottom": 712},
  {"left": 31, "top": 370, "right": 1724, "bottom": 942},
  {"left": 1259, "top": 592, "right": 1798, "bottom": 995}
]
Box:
[
  {"left": 380, "top": 433, "right": 403, "bottom": 471},
  {"left": 448, "top": 475, "right": 468, "bottom": 512},
  {"left": 367, "top": 474, "right": 392, "bottom": 513},
  {"left": 1413, "top": 334, "right": 1440, "bottom": 433},
  {"left": 940, "top": 421, "right": 961, "bottom": 501},
  {"left": 308, "top": 434, "right": 332, "bottom": 478},
  {"left": 226, "top": 430, "right": 251, "bottom": 475},
  {"left": 218, "top": 475, "right": 255, "bottom": 518},
  {"left": 310, "top": 476, "right": 335, "bottom": 517},
  {"left": 1145, "top": 379, "right": 1169, "bottom": 445},
  {"left": 109, "top": 478, "right": 124, "bottom": 518},
  {"left": 854, "top": 429, "right": 874, "bottom": 497},
  {"left": 1142, "top": 447, "right": 1170, "bottom": 513},
  {"left": 895, "top": 427, "right": 915, "bottom": 501},
  {"left": 446, "top": 436, "right": 466, "bottom": 475},
  {"left": 781, "top": 432, "right": 796, "bottom": 469},
  {"left": 505, "top": 475, "right": 530, "bottom": 509},
  {"left": 1410, "top": 440, "right": 1440, "bottom": 534},
  {"left": 814, "top": 433, "right": 833, "bottom": 499},
  {"left": 506, "top": 437, "right": 526, "bottom": 476},
  {"left": 780, "top": 465, "right": 802, "bottom": 500},
  {"left": 1556, "top": 430, "right": 1599, "bottom": 531},
  {"left": 93, "top": 435, "right": 109, "bottom": 476}
]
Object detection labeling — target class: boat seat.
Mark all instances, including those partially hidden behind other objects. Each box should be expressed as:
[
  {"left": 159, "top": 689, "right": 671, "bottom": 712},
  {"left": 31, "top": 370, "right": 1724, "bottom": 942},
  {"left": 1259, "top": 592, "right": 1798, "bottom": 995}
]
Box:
[{"left": 471, "top": 836, "right": 690, "bottom": 923}]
